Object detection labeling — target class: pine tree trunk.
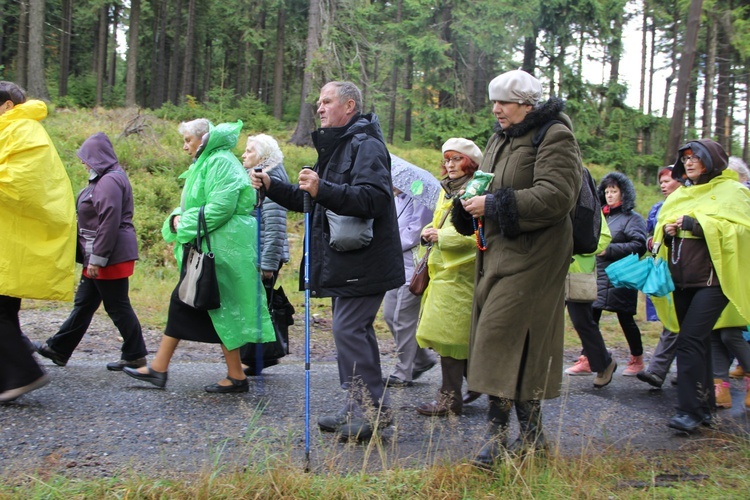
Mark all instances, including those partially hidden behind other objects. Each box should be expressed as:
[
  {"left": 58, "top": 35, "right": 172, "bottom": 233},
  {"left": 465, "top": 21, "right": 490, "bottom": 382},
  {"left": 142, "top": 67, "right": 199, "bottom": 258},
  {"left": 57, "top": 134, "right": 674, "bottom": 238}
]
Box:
[
  {"left": 125, "top": 0, "right": 140, "bottom": 107},
  {"left": 16, "top": 0, "right": 28, "bottom": 89},
  {"left": 714, "top": 12, "right": 732, "bottom": 150},
  {"left": 250, "top": 0, "right": 267, "bottom": 99},
  {"left": 403, "top": 53, "right": 413, "bottom": 142},
  {"left": 289, "top": 0, "right": 321, "bottom": 147},
  {"left": 150, "top": 0, "right": 168, "bottom": 108},
  {"left": 666, "top": 0, "right": 704, "bottom": 163},
  {"left": 701, "top": 13, "right": 716, "bottom": 137},
  {"left": 27, "top": 0, "right": 49, "bottom": 99},
  {"left": 108, "top": 4, "right": 119, "bottom": 90},
  {"left": 168, "top": 0, "right": 184, "bottom": 104},
  {"left": 95, "top": 4, "right": 108, "bottom": 106},
  {"left": 181, "top": 0, "right": 197, "bottom": 100},
  {"left": 272, "top": 1, "right": 286, "bottom": 120},
  {"left": 58, "top": 0, "right": 72, "bottom": 97}
]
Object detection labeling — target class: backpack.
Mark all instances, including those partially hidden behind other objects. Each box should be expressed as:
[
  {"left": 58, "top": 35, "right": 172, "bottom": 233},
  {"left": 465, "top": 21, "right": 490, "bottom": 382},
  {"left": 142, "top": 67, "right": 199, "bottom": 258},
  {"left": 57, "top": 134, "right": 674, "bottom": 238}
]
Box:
[{"left": 532, "top": 120, "right": 601, "bottom": 255}]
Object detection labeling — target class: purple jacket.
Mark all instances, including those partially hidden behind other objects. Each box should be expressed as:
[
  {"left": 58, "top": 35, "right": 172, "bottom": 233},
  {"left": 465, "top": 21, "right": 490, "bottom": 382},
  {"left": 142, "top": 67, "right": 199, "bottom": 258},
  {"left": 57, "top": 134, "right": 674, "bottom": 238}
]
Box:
[
  {"left": 395, "top": 192, "right": 433, "bottom": 280},
  {"left": 76, "top": 132, "right": 138, "bottom": 268}
]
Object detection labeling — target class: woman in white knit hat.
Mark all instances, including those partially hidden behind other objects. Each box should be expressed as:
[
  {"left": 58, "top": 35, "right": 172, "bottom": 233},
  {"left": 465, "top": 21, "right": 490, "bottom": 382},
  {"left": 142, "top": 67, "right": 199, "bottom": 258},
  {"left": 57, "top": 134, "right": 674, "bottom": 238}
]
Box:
[
  {"left": 451, "top": 69, "right": 584, "bottom": 465},
  {"left": 414, "top": 138, "right": 481, "bottom": 417}
]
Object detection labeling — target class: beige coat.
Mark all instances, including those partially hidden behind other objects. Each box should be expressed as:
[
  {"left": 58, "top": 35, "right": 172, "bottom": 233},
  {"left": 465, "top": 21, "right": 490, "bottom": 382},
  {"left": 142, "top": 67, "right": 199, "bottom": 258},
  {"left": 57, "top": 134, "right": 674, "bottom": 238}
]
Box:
[{"left": 454, "top": 98, "right": 582, "bottom": 400}]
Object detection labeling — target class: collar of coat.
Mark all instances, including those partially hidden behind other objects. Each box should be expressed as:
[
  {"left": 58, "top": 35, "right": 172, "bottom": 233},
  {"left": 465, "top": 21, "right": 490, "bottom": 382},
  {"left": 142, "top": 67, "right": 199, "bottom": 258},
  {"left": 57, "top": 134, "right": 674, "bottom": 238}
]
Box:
[{"left": 493, "top": 97, "right": 566, "bottom": 138}]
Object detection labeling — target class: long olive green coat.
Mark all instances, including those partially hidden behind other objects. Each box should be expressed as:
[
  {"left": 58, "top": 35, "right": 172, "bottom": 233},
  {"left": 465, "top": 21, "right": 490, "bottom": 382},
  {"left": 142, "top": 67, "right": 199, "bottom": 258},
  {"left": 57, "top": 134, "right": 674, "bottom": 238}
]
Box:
[{"left": 454, "top": 98, "right": 582, "bottom": 400}]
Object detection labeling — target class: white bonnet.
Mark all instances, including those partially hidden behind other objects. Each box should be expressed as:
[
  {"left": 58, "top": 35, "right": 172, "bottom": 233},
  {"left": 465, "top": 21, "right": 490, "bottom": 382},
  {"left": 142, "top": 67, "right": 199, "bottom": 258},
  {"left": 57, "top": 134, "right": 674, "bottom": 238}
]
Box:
[
  {"left": 488, "top": 70, "right": 543, "bottom": 105},
  {"left": 441, "top": 138, "right": 483, "bottom": 166}
]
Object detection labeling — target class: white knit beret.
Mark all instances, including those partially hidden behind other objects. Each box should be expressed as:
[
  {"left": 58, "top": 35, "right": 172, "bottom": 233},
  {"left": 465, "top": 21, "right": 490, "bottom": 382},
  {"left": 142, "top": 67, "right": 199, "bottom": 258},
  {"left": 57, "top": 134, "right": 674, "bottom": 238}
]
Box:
[
  {"left": 441, "top": 138, "right": 483, "bottom": 166},
  {"left": 488, "top": 70, "right": 543, "bottom": 105}
]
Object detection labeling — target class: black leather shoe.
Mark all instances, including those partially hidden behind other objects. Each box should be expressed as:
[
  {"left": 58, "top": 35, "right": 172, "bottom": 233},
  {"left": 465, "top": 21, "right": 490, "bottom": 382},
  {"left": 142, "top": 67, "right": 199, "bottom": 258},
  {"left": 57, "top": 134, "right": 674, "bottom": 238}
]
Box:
[
  {"left": 123, "top": 366, "right": 168, "bottom": 388},
  {"left": 636, "top": 370, "right": 664, "bottom": 388},
  {"left": 107, "top": 357, "right": 147, "bottom": 372},
  {"left": 383, "top": 375, "right": 413, "bottom": 388},
  {"left": 204, "top": 376, "right": 249, "bottom": 393},
  {"left": 34, "top": 342, "right": 69, "bottom": 367},
  {"left": 668, "top": 412, "right": 702, "bottom": 432},
  {"left": 412, "top": 361, "right": 436, "bottom": 381}
]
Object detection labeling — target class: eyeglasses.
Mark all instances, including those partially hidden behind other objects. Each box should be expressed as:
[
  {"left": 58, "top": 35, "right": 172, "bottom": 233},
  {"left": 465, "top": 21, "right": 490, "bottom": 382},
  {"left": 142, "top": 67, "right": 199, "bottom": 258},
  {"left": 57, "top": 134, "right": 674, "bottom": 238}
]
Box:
[
  {"left": 443, "top": 156, "right": 465, "bottom": 165},
  {"left": 681, "top": 155, "right": 701, "bottom": 164}
]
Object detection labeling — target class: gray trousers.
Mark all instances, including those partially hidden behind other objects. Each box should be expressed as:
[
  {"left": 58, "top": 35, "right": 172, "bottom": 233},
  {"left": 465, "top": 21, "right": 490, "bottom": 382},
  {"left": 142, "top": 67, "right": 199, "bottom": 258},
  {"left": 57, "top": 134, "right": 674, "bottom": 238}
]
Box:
[
  {"left": 646, "top": 328, "right": 678, "bottom": 379},
  {"left": 332, "top": 293, "right": 389, "bottom": 409},
  {"left": 383, "top": 284, "right": 437, "bottom": 381},
  {"left": 712, "top": 327, "right": 750, "bottom": 380}
]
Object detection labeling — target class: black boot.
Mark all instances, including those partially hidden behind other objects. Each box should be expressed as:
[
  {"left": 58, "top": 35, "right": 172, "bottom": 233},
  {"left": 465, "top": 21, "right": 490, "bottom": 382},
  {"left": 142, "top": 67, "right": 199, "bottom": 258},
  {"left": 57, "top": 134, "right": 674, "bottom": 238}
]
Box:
[
  {"left": 508, "top": 399, "right": 547, "bottom": 455},
  {"left": 472, "top": 396, "right": 512, "bottom": 468}
]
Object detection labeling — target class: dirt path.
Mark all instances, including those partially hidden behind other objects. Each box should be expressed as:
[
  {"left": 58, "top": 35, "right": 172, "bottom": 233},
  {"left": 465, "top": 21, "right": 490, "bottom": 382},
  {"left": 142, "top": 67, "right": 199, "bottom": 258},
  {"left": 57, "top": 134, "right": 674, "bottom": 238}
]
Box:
[{"left": 2, "top": 308, "right": 749, "bottom": 479}]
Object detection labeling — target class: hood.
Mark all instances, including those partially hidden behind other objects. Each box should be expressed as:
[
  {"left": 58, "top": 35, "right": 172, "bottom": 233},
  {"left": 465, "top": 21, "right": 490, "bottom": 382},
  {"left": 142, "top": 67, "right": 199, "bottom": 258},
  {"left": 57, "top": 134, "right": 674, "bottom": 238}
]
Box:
[
  {"left": 494, "top": 97, "right": 571, "bottom": 138},
  {"left": 0, "top": 99, "right": 47, "bottom": 131},
  {"left": 671, "top": 139, "right": 728, "bottom": 185},
  {"left": 77, "top": 132, "right": 119, "bottom": 175},
  {"left": 195, "top": 120, "right": 242, "bottom": 164},
  {"left": 597, "top": 171, "right": 637, "bottom": 214}
]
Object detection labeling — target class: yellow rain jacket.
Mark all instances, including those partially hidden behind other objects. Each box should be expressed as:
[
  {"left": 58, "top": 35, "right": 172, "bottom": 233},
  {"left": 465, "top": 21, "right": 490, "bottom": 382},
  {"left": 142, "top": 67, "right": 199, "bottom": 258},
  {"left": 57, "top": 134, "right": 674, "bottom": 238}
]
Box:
[
  {"left": 651, "top": 171, "right": 750, "bottom": 332},
  {"left": 0, "top": 100, "right": 76, "bottom": 301}
]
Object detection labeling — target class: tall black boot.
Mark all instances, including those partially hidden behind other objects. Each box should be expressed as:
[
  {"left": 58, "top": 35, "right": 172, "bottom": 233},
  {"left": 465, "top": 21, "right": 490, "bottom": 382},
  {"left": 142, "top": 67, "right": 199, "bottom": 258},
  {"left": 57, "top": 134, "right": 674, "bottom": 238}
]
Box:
[
  {"left": 508, "top": 399, "right": 547, "bottom": 455},
  {"left": 472, "top": 396, "right": 512, "bottom": 468}
]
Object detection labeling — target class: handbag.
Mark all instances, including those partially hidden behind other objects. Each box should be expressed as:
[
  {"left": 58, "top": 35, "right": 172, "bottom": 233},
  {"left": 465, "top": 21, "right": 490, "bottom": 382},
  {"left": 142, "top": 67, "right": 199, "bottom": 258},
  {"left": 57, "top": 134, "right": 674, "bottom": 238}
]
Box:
[
  {"left": 564, "top": 272, "right": 597, "bottom": 302},
  {"left": 641, "top": 257, "right": 675, "bottom": 297},
  {"left": 326, "top": 210, "right": 374, "bottom": 252},
  {"left": 177, "top": 206, "right": 221, "bottom": 310},
  {"left": 408, "top": 245, "right": 432, "bottom": 295},
  {"left": 408, "top": 207, "right": 451, "bottom": 296},
  {"left": 605, "top": 253, "right": 651, "bottom": 290}
]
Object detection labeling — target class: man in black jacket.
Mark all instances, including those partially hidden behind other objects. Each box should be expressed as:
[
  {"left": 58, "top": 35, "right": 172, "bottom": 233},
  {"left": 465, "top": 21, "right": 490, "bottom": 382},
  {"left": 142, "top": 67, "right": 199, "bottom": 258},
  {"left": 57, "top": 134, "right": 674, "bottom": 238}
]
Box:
[{"left": 252, "top": 81, "right": 404, "bottom": 440}]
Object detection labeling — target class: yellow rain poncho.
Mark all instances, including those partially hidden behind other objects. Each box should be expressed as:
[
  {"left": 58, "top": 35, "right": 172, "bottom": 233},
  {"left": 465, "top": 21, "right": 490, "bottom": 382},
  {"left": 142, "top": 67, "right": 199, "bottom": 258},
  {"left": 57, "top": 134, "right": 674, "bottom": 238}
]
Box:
[
  {"left": 651, "top": 171, "right": 750, "bottom": 332},
  {"left": 415, "top": 192, "right": 476, "bottom": 359},
  {"left": 0, "top": 100, "right": 76, "bottom": 301}
]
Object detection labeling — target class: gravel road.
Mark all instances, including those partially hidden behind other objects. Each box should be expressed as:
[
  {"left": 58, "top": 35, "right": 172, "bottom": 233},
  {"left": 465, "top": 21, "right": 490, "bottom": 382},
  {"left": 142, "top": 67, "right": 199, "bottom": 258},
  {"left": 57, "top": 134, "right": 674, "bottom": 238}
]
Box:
[{"left": 2, "top": 307, "right": 750, "bottom": 480}]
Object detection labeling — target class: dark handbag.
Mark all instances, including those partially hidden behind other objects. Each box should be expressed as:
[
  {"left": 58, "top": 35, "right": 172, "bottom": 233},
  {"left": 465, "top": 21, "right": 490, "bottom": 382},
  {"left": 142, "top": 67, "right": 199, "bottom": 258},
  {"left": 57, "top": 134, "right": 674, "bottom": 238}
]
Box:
[
  {"left": 240, "top": 285, "right": 296, "bottom": 372},
  {"left": 177, "top": 206, "right": 221, "bottom": 310},
  {"left": 408, "top": 245, "right": 432, "bottom": 296}
]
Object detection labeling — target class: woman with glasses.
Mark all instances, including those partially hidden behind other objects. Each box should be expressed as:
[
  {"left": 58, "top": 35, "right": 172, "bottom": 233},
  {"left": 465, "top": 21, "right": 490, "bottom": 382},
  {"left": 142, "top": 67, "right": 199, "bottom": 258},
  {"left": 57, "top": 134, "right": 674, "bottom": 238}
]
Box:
[
  {"left": 652, "top": 139, "right": 750, "bottom": 432},
  {"left": 414, "top": 138, "right": 481, "bottom": 417},
  {"left": 592, "top": 172, "right": 648, "bottom": 376}
]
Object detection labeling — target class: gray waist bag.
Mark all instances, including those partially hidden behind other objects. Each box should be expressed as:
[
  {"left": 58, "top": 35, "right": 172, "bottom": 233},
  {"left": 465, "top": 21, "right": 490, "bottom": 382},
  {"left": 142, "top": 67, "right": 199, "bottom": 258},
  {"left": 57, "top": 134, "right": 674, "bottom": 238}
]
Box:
[{"left": 326, "top": 210, "right": 374, "bottom": 252}]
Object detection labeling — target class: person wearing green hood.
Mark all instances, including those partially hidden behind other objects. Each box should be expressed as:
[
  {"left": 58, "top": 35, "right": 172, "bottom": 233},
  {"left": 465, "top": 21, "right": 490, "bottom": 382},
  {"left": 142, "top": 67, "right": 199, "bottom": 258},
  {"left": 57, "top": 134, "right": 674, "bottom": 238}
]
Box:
[{"left": 123, "top": 119, "right": 274, "bottom": 393}]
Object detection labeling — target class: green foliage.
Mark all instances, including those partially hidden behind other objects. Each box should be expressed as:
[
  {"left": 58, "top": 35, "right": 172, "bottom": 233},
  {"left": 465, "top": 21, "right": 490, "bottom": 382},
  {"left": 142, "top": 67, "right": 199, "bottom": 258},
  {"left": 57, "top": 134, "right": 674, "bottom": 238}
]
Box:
[{"left": 411, "top": 107, "right": 494, "bottom": 149}]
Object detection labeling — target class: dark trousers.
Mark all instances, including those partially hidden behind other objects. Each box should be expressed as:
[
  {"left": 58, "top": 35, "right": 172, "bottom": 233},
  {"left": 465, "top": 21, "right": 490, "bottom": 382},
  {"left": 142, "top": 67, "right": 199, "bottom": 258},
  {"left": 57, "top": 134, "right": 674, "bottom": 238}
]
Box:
[
  {"left": 0, "top": 295, "right": 45, "bottom": 392},
  {"left": 593, "top": 308, "right": 643, "bottom": 356},
  {"left": 46, "top": 275, "right": 147, "bottom": 361},
  {"left": 673, "top": 287, "right": 728, "bottom": 419},
  {"left": 567, "top": 301, "right": 612, "bottom": 372},
  {"left": 331, "top": 293, "right": 388, "bottom": 409}
]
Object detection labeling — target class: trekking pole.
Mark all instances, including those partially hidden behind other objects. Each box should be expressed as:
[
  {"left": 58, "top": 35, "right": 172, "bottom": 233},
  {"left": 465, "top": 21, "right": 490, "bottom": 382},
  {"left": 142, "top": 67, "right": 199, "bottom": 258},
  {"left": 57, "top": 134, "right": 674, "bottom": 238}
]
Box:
[
  {"left": 302, "top": 167, "right": 313, "bottom": 472},
  {"left": 254, "top": 166, "right": 265, "bottom": 395}
]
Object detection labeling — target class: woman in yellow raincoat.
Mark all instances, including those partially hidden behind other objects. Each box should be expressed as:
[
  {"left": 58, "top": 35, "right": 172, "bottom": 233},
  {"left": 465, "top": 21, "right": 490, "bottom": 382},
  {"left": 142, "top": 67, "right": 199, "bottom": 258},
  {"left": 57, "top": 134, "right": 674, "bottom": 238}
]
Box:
[
  {"left": 0, "top": 81, "right": 76, "bottom": 402},
  {"left": 414, "top": 138, "right": 481, "bottom": 417},
  {"left": 652, "top": 139, "right": 750, "bottom": 432}
]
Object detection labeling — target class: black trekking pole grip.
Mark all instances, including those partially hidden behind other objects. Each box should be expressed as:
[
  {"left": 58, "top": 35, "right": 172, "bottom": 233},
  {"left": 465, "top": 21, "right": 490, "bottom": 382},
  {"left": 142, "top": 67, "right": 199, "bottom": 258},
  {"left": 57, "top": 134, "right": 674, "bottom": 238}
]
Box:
[{"left": 302, "top": 166, "right": 312, "bottom": 213}]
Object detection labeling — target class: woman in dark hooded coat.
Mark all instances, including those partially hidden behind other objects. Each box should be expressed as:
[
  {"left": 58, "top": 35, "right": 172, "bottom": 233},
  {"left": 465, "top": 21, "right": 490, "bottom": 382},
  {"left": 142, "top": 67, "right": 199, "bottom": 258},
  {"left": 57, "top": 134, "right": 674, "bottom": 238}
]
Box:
[
  {"left": 36, "top": 132, "right": 148, "bottom": 371},
  {"left": 593, "top": 172, "right": 647, "bottom": 376}
]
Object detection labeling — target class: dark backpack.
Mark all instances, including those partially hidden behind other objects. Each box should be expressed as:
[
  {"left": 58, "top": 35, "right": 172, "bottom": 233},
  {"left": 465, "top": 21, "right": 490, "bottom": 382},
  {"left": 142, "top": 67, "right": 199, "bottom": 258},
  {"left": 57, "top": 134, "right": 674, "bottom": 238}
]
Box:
[{"left": 532, "top": 120, "right": 601, "bottom": 255}]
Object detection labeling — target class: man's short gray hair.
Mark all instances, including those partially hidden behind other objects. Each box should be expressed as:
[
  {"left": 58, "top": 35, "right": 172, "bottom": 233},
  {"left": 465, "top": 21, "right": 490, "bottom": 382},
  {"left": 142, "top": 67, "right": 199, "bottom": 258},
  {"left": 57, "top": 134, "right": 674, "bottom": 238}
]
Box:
[
  {"left": 325, "top": 81, "right": 362, "bottom": 114},
  {"left": 178, "top": 118, "right": 211, "bottom": 139},
  {"left": 247, "top": 134, "right": 284, "bottom": 166}
]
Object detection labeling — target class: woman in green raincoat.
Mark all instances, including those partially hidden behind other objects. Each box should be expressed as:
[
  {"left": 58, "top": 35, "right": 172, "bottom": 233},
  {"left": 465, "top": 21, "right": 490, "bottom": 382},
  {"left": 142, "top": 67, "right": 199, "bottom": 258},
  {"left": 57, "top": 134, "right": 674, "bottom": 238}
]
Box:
[{"left": 124, "top": 119, "right": 274, "bottom": 393}]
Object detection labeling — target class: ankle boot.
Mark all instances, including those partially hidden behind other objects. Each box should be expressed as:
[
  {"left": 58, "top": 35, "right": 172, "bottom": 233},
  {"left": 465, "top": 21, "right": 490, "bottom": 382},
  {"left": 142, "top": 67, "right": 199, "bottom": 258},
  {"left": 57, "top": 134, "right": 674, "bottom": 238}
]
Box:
[
  {"left": 508, "top": 399, "right": 547, "bottom": 455},
  {"left": 472, "top": 396, "right": 512, "bottom": 468},
  {"left": 714, "top": 378, "right": 732, "bottom": 408}
]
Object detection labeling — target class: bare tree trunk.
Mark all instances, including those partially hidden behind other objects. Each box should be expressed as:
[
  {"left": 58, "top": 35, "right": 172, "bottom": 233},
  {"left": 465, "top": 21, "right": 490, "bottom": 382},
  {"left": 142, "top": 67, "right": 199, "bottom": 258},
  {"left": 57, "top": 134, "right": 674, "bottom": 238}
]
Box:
[
  {"left": 386, "top": 0, "right": 403, "bottom": 144},
  {"left": 662, "top": 11, "right": 679, "bottom": 117},
  {"left": 522, "top": 34, "right": 536, "bottom": 74},
  {"left": 125, "top": 0, "right": 140, "bottom": 107},
  {"left": 702, "top": 13, "right": 717, "bottom": 137},
  {"left": 181, "top": 0, "right": 197, "bottom": 100},
  {"left": 27, "top": 0, "right": 49, "bottom": 99},
  {"left": 272, "top": 0, "right": 286, "bottom": 120},
  {"left": 95, "top": 5, "right": 109, "bottom": 106},
  {"left": 637, "top": 2, "right": 648, "bottom": 156},
  {"left": 714, "top": 12, "right": 732, "bottom": 150},
  {"left": 289, "top": 0, "right": 321, "bottom": 147},
  {"left": 666, "top": 0, "right": 704, "bottom": 163},
  {"left": 250, "top": 0, "right": 267, "bottom": 98},
  {"left": 108, "top": 3, "right": 120, "bottom": 90},
  {"left": 150, "top": 0, "right": 168, "bottom": 108},
  {"left": 403, "top": 52, "right": 413, "bottom": 142},
  {"left": 16, "top": 0, "right": 29, "bottom": 89},
  {"left": 647, "top": 20, "right": 655, "bottom": 115},
  {"left": 58, "top": 0, "right": 72, "bottom": 97},
  {"left": 168, "top": 0, "right": 184, "bottom": 104}
]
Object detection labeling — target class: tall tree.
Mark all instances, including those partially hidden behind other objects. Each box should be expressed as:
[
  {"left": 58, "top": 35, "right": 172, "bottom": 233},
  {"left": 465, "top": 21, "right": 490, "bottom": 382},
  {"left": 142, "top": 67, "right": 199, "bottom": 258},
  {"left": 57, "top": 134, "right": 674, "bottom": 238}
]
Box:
[
  {"left": 26, "top": 0, "right": 48, "bottom": 99},
  {"left": 666, "top": 0, "right": 703, "bottom": 162},
  {"left": 272, "top": 0, "right": 287, "bottom": 120},
  {"left": 289, "top": 0, "right": 321, "bottom": 147},
  {"left": 16, "top": 0, "right": 29, "bottom": 88},
  {"left": 126, "top": 0, "right": 141, "bottom": 107},
  {"left": 181, "top": 0, "right": 197, "bottom": 99},
  {"left": 58, "top": 0, "right": 73, "bottom": 97},
  {"left": 714, "top": 11, "right": 733, "bottom": 149},
  {"left": 95, "top": 4, "right": 109, "bottom": 106},
  {"left": 702, "top": 12, "right": 717, "bottom": 137}
]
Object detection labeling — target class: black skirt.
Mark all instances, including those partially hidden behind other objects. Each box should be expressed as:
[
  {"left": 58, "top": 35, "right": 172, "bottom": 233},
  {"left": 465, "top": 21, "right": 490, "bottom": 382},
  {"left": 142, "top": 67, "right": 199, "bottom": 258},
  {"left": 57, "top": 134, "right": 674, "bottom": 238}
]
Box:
[{"left": 164, "top": 285, "right": 221, "bottom": 344}]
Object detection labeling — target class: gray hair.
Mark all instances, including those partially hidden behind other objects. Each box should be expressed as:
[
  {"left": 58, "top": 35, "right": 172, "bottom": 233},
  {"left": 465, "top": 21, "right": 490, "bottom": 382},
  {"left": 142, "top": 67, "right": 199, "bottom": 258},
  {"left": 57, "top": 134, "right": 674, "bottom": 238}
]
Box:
[
  {"left": 324, "top": 81, "right": 362, "bottom": 113},
  {"left": 178, "top": 118, "right": 211, "bottom": 139},
  {"left": 247, "top": 134, "right": 283, "bottom": 166},
  {"left": 0, "top": 81, "right": 27, "bottom": 105},
  {"left": 728, "top": 156, "right": 749, "bottom": 183}
]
